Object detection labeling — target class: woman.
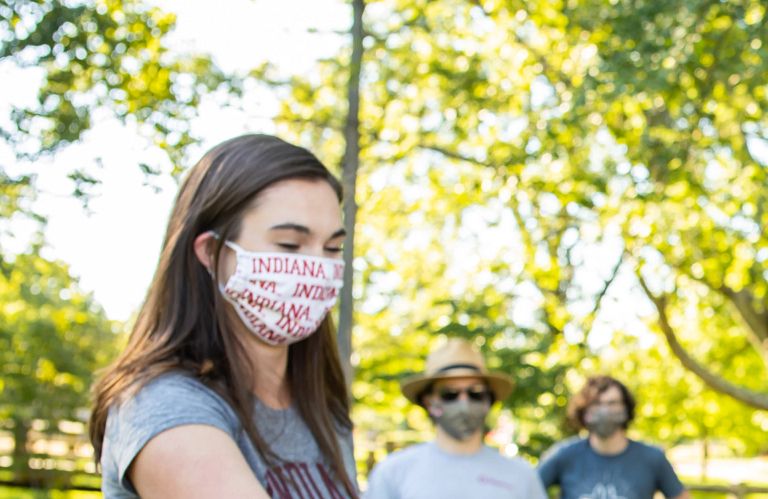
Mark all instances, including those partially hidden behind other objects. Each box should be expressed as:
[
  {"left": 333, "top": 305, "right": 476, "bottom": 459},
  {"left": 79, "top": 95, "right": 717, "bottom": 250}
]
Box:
[{"left": 90, "top": 134, "right": 358, "bottom": 498}]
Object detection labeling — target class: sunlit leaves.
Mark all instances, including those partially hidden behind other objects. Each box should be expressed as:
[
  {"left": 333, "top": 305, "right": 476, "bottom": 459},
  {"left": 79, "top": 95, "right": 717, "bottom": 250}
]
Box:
[
  {"left": 1, "top": 0, "right": 234, "bottom": 170},
  {"left": 269, "top": 0, "right": 768, "bottom": 458},
  {"left": 0, "top": 252, "right": 120, "bottom": 423},
  {"left": 2, "top": 0, "right": 765, "bottom": 467}
]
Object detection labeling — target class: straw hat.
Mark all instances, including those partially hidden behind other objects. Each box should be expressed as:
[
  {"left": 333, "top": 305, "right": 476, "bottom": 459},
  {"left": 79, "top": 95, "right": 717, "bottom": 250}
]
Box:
[{"left": 400, "top": 338, "right": 514, "bottom": 405}]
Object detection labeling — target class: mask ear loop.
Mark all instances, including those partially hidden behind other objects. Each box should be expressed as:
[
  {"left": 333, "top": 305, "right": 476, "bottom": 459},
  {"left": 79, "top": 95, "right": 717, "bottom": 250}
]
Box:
[
  {"left": 201, "top": 230, "right": 222, "bottom": 376},
  {"left": 429, "top": 405, "right": 444, "bottom": 418},
  {"left": 205, "top": 230, "right": 222, "bottom": 277}
]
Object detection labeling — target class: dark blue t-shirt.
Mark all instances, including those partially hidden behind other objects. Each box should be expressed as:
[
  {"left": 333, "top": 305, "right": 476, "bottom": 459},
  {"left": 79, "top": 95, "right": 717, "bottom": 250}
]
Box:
[{"left": 537, "top": 438, "right": 685, "bottom": 499}]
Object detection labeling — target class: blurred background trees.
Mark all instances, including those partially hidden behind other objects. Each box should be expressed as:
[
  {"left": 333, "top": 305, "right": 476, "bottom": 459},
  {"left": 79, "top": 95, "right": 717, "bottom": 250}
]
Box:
[
  {"left": 1, "top": 0, "right": 766, "bottom": 489},
  {"left": 0, "top": 249, "right": 118, "bottom": 486},
  {"left": 268, "top": 0, "right": 767, "bottom": 461}
]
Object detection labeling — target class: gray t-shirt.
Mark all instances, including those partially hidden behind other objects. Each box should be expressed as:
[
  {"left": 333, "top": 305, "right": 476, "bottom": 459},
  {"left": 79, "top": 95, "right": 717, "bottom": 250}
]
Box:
[
  {"left": 537, "top": 438, "right": 685, "bottom": 499},
  {"left": 364, "top": 442, "right": 547, "bottom": 499},
  {"left": 101, "top": 372, "right": 357, "bottom": 498}
]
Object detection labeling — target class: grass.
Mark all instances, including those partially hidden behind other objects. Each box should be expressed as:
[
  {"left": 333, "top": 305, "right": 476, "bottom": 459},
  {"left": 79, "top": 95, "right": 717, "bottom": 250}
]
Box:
[
  {"left": 682, "top": 474, "right": 768, "bottom": 498},
  {"left": 0, "top": 487, "right": 100, "bottom": 499}
]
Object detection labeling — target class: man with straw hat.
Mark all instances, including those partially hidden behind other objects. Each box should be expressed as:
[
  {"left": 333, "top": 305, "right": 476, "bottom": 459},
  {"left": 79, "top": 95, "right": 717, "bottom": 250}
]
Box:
[{"left": 364, "top": 338, "right": 547, "bottom": 499}]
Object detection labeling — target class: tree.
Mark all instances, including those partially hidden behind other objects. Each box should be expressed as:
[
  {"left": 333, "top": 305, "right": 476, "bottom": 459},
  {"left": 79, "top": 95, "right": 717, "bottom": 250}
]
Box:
[
  {"left": 338, "top": 0, "right": 366, "bottom": 382},
  {"left": 0, "top": 250, "right": 119, "bottom": 485},
  {"left": 599, "top": 329, "right": 768, "bottom": 476},
  {"left": 4, "top": 0, "right": 766, "bottom": 467},
  {"left": 268, "top": 0, "right": 767, "bottom": 459},
  {"left": 357, "top": 0, "right": 768, "bottom": 409},
  {"left": 568, "top": 0, "right": 768, "bottom": 408},
  {"left": 0, "top": 0, "right": 234, "bottom": 228}
]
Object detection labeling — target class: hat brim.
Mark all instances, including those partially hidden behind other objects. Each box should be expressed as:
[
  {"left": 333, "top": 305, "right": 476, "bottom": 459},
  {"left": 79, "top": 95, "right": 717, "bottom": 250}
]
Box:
[{"left": 400, "top": 371, "right": 514, "bottom": 406}]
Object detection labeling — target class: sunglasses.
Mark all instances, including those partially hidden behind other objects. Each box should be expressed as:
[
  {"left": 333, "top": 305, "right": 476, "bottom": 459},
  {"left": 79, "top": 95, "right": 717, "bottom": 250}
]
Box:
[{"left": 436, "top": 387, "right": 491, "bottom": 403}]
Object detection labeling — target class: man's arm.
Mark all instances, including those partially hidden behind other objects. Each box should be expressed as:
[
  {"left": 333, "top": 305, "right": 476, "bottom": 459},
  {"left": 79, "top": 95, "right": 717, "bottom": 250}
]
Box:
[
  {"left": 537, "top": 443, "right": 564, "bottom": 488},
  {"left": 653, "top": 446, "right": 688, "bottom": 499}
]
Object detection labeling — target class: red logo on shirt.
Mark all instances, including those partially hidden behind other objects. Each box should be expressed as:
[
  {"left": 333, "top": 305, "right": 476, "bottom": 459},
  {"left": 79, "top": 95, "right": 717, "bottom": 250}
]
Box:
[{"left": 265, "top": 461, "right": 346, "bottom": 498}]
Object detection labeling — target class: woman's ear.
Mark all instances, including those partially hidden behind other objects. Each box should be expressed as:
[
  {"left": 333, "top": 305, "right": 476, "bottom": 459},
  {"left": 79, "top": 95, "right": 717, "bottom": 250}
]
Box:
[{"left": 193, "top": 231, "right": 216, "bottom": 273}]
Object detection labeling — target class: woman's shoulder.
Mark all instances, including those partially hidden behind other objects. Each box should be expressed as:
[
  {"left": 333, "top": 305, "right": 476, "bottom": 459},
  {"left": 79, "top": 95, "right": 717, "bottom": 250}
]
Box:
[
  {"left": 122, "top": 372, "right": 222, "bottom": 405},
  {"left": 101, "top": 372, "right": 244, "bottom": 495},
  {"left": 136, "top": 371, "right": 215, "bottom": 395},
  {"left": 108, "top": 371, "right": 240, "bottom": 438}
]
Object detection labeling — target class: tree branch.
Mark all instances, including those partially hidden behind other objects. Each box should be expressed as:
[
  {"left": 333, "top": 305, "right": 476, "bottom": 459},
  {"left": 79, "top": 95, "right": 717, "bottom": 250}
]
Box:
[
  {"left": 662, "top": 262, "right": 768, "bottom": 368},
  {"left": 719, "top": 286, "right": 768, "bottom": 343},
  {"left": 418, "top": 143, "right": 494, "bottom": 168},
  {"left": 637, "top": 274, "right": 768, "bottom": 410},
  {"left": 582, "top": 249, "right": 625, "bottom": 333}
]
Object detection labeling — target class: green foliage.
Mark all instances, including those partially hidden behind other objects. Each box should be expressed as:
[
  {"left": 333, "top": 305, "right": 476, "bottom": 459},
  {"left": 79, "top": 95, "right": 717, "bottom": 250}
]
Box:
[
  {"left": 0, "top": 250, "right": 121, "bottom": 486},
  {"left": 0, "top": 251, "right": 119, "bottom": 423},
  {"left": 0, "top": 486, "right": 100, "bottom": 499},
  {"left": 1, "top": 0, "right": 234, "bottom": 167},
  {"left": 0, "top": 0, "right": 237, "bottom": 243},
  {"left": 2, "top": 0, "right": 766, "bottom": 471},
  {"left": 599, "top": 330, "right": 767, "bottom": 455},
  {"left": 270, "top": 0, "right": 768, "bottom": 460}
]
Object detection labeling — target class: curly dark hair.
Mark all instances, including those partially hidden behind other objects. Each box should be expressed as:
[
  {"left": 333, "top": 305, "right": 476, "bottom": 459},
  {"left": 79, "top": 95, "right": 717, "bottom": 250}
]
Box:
[{"left": 567, "top": 375, "right": 636, "bottom": 430}]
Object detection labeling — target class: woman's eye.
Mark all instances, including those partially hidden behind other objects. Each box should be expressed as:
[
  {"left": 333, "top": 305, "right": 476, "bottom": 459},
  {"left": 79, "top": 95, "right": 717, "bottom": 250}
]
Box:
[
  {"left": 277, "top": 243, "right": 300, "bottom": 250},
  {"left": 324, "top": 247, "right": 343, "bottom": 254}
]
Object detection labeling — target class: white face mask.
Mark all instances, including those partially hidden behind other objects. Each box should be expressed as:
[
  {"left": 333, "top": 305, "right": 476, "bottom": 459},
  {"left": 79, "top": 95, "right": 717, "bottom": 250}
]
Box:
[{"left": 220, "top": 241, "right": 344, "bottom": 346}]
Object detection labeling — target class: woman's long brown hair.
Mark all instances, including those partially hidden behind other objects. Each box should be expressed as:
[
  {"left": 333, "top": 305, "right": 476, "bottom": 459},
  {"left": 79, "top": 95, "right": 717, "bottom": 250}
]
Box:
[{"left": 89, "top": 134, "right": 356, "bottom": 496}]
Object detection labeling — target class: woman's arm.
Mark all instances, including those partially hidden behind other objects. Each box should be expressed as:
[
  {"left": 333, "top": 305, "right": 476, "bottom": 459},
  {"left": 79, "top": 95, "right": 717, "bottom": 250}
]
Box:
[{"left": 130, "top": 424, "right": 270, "bottom": 499}]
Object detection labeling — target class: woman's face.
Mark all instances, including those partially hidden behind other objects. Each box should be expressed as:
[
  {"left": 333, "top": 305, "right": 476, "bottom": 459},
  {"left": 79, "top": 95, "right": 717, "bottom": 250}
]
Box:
[{"left": 218, "top": 178, "right": 345, "bottom": 280}]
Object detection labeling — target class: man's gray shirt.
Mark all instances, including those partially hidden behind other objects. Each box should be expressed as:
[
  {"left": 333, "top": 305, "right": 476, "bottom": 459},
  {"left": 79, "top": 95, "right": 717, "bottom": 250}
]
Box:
[{"left": 364, "top": 442, "right": 547, "bottom": 499}]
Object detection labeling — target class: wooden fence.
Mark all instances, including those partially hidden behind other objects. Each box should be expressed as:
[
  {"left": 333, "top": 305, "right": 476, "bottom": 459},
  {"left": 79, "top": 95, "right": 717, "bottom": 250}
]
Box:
[
  {"left": 2, "top": 422, "right": 768, "bottom": 496},
  {"left": 0, "top": 419, "right": 100, "bottom": 491}
]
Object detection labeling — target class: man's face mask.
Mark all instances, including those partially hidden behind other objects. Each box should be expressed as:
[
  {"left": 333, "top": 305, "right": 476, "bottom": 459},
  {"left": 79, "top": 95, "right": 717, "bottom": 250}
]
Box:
[
  {"left": 427, "top": 386, "right": 491, "bottom": 441},
  {"left": 220, "top": 241, "right": 344, "bottom": 346},
  {"left": 584, "top": 405, "right": 627, "bottom": 439}
]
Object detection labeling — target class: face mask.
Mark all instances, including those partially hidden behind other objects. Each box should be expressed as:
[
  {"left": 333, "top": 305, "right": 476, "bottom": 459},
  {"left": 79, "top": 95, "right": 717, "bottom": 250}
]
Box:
[
  {"left": 585, "top": 406, "right": 627, "bottom": 439},
  {"left": 220, "top": 241, "right": 344, "bottom": 346},
  {"left": 428, "top": 398, "right": 489, "bottom": 441}
]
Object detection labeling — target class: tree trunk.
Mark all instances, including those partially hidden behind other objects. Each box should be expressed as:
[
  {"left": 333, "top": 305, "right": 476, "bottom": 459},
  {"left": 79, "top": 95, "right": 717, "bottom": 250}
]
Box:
[
  {"left": 338, "top": 0, "right": 365, "bottom": 386},
  {"left": 11, "top": 416, "right": 30, "bottom": 485}
]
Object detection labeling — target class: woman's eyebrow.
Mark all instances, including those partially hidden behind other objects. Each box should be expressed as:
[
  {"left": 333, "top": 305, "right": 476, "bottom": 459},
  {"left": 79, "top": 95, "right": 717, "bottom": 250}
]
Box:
[
  {"left": 269, "top": 224, "right": 347, "bottom": 239},
  {"left": 269, "top": 223, "right": 310, "bottom": 234},
  {"left": 330, "top": 228, "right": 347, "bottom": 239}
]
